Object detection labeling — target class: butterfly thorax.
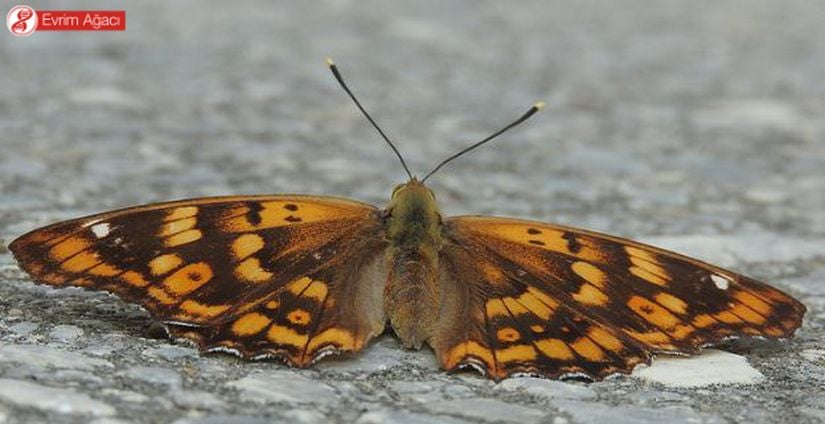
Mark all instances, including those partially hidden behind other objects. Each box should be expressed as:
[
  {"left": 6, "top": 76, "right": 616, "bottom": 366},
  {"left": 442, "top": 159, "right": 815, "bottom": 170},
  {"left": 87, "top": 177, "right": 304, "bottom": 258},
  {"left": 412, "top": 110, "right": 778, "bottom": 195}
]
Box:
[
  {"left": 385, "top": 180, "right": 443, "bottom": 248},
  {"left": 382, "top": 180, "right": 443, "bottom": 349}
]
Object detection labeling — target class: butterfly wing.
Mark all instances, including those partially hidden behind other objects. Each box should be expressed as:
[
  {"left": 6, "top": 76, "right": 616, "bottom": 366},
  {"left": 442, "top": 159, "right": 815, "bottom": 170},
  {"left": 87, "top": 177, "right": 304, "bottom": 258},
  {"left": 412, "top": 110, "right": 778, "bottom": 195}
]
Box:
[
  {"left": 10, "top": 195, "right": 389, "bottom": 365},
  {"left": 432, "top": 216, "right": 806, "bottom": 380}
]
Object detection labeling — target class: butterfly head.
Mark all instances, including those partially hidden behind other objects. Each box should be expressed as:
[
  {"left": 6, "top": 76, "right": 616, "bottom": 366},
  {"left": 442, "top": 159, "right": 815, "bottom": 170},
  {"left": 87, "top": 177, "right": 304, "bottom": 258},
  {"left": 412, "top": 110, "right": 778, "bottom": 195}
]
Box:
[
  {"left": 390, "top": 178, "right": 435, "bottom": 200},
  {"left": 388, "top": 178, "right": 438, "bottom": 212}
]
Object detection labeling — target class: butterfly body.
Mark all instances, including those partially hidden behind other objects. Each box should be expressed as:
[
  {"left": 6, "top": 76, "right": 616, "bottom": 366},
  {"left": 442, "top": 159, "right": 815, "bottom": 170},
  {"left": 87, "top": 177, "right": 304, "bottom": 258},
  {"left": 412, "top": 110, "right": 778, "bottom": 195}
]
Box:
[{"left": 383, "top": 180, "right": 443, "bottom": 349}]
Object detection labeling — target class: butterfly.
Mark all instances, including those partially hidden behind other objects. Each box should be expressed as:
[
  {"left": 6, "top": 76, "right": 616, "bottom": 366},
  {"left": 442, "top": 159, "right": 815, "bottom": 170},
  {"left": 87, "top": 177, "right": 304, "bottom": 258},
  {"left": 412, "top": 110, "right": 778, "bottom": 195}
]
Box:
[{"left": 9, "top": 58, "right": 806, "bottom": 381}]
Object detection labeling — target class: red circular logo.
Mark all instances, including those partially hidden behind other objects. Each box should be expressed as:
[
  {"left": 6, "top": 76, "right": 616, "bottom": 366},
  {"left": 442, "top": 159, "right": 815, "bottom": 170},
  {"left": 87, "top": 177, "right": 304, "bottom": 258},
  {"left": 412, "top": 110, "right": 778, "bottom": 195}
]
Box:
[{"left": 7, "top": 5, "right": 37, "bottom": 37}]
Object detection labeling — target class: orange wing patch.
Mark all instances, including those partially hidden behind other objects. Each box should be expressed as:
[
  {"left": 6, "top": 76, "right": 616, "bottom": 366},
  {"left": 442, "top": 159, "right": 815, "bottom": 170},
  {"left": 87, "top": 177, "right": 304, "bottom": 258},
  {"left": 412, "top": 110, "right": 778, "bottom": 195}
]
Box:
[
  {"left": 149, "top": 254, "right": 183, "bottom": 276},
  {"left": 232, "top": 312, "right": 272, "bottom": 336},
  {"left": 234, "top": 258, "right": 274, "bottom": 283},
  {"left": 464, "top": 221, "right": 606, "bottom": 263},
  {"left": 217, "top": 200, "right": 369, "bottom": 233},
  {"left": 179, "top": 300, "right": 230, "bottom": 319},
  {"left": 163, "top": 262, "right": 214, "bottom": 296}
]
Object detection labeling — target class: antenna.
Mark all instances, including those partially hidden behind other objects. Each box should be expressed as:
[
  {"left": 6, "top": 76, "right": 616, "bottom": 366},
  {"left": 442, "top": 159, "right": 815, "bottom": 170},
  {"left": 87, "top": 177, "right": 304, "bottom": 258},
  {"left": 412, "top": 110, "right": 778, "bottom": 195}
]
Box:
[
  {"left": 325, "top": 58, "right": 414, "bottom": 180},
  {"left": 421, "top": 101, "right": 544, "bottom": 183}
]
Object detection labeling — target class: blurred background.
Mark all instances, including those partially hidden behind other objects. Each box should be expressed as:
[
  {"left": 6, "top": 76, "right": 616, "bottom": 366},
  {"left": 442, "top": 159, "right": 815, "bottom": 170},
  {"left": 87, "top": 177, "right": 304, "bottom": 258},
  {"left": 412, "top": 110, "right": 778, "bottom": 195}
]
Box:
[
  {"left": 2, "top": 1, "right": 823, "bottom": 234},
  {"left": 1, "top": 1, "right": 824, "bottom": 423}
]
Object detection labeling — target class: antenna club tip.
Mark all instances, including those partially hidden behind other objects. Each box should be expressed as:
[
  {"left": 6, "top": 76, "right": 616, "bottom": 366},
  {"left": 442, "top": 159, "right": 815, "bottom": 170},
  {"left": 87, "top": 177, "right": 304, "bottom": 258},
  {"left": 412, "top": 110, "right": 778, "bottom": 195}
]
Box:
[
  {"left": 325, "top": 57, "right": 335, "bottom": 67},
  {"left": 534, "top": 101, "right": 546, "bottom": 111}
]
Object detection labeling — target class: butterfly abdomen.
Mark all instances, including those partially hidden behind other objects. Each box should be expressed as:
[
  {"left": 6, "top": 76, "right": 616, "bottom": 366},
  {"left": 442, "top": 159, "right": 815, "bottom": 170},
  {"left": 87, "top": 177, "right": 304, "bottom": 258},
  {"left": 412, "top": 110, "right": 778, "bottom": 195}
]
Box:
[{"left": 383, "top": 247, "right": 440, "bottom": 349}]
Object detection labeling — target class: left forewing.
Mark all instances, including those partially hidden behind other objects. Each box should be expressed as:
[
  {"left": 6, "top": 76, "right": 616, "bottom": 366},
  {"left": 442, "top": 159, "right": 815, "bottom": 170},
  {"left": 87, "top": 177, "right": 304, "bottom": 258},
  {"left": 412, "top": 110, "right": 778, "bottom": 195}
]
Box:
[{"left": 9, "top": 195, "right": 381, "bottom": 326}]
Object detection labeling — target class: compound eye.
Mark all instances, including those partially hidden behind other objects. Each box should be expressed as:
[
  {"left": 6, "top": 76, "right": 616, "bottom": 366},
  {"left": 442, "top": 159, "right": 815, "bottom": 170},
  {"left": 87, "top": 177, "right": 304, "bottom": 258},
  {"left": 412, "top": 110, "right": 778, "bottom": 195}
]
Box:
[{"left": 391, "top": 183, "right": 404, "bottom": 197}]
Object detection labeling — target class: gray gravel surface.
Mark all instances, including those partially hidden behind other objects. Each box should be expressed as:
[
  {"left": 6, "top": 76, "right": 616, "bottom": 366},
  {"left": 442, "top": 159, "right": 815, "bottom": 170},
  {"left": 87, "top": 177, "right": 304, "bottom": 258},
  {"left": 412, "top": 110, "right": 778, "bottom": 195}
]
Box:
[{"left": 1, "top": 1, "right": 824, "bottom": 423}]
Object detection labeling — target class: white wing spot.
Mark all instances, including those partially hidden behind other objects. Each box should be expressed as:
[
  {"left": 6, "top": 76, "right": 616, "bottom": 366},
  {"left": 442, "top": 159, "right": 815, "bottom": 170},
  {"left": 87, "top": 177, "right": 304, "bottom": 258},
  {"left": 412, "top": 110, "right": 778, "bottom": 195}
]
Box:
[
  {"left": 711, "top": 274, "right": 730, "bottom": 290},
  {"left": 91, "top": 222, "right": 111, "bottom": 238},
  {"left": 313, "top": 252, "right": 322, "bottom": 260}
]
